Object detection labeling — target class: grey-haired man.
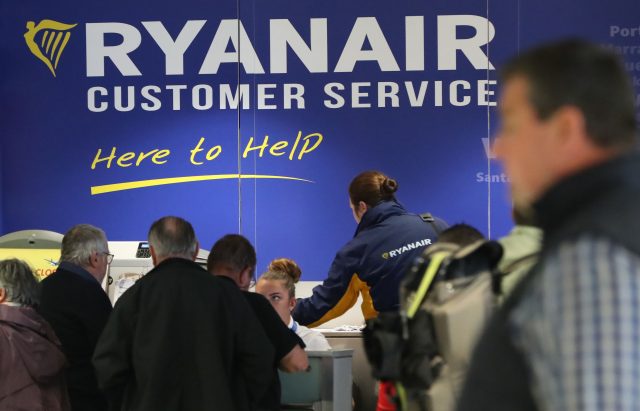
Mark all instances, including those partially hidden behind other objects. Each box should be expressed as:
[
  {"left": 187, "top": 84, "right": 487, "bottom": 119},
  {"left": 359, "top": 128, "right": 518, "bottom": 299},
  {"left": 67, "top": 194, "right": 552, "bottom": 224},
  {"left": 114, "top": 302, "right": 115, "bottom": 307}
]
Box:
[{"left": 39, "top": 224, "right": 113, "bottom": 411}]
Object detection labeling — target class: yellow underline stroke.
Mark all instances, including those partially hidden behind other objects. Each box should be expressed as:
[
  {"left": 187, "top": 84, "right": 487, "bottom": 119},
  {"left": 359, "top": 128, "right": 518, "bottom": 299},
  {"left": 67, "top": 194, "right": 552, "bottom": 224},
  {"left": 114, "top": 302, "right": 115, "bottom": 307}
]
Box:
[{"left": 90, "top": 174, "right": 314, "bottom": 195}]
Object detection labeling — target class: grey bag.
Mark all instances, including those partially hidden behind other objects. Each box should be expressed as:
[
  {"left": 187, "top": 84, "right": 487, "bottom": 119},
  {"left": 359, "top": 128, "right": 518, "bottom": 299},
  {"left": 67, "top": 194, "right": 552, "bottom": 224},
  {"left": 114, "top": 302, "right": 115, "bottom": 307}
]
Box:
[{"left": 401, "top": 240, "right": 502, "bottom": 411}]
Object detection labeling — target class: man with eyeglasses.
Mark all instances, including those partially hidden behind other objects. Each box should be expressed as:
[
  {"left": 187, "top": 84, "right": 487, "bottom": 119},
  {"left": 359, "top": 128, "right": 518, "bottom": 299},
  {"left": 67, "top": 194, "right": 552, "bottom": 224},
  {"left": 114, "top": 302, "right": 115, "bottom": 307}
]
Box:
[
  {"left": 39, "top": 223, "right": 113, "bottom": 411},
  {"left": 208, "top": 234, "right": 309, "bottom": 411}
]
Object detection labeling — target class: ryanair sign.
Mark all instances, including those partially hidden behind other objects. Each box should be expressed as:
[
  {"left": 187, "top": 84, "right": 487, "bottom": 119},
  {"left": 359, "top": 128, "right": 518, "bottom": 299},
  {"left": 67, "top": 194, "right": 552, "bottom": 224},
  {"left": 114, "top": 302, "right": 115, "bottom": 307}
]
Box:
[
  {"left": 24, "top": 16, "right": 498, "bottom": 111},
  {"left": 382, "top": 239, "right": 432, "bottom": 260}
]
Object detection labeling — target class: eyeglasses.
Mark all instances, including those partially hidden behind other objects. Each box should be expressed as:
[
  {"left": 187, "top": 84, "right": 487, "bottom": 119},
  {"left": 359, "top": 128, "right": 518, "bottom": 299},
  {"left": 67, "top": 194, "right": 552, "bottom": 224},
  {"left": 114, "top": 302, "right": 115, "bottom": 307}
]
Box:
[
  {"left": 102, "top": 252, "right": 114, "bottom": 264},
  {"left": 248, "top": 269, "right": 257, "bottom": 289}
]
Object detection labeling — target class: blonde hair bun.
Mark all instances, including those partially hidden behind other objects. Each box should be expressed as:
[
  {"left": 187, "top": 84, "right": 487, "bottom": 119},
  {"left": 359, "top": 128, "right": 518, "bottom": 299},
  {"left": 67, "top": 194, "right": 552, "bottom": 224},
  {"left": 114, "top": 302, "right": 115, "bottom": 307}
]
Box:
[{"left": 268, "top": 258, "right": 302, "bottom": 283}]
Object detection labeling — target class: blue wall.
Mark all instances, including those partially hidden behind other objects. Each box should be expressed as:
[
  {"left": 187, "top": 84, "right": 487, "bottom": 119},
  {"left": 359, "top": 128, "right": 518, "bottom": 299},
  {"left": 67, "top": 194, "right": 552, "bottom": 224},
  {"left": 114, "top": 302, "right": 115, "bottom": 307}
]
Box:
[{"left": 1, "top": 0, "right": 639, "bottom": 279}]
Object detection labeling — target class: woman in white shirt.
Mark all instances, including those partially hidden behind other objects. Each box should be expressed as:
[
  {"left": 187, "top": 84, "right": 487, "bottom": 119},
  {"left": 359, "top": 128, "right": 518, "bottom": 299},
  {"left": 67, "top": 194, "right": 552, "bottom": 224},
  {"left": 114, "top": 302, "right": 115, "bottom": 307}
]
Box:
[{"left": 256, "top": 259, "right": 331, "bottom": 351}]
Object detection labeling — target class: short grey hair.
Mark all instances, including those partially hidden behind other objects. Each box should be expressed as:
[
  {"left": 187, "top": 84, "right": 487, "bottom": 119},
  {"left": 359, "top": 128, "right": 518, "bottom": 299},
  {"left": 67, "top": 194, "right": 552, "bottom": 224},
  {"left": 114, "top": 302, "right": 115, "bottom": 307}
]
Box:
[
  {"left": 148, "top": 216, "right": 198, "bottom": 259},
  {"left": 0, "top": 259, "right": 40, "bottom": 306},
  {"left": 60, "top": 224, "right": 108, "bottom": 267}
]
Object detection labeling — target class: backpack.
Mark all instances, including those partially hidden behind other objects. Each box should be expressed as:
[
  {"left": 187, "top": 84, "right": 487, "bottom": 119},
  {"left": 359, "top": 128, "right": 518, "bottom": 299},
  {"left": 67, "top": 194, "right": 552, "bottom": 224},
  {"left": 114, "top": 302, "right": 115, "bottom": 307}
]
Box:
[{"left": 363, "top": 239, "right": 503, "bottom": 411}]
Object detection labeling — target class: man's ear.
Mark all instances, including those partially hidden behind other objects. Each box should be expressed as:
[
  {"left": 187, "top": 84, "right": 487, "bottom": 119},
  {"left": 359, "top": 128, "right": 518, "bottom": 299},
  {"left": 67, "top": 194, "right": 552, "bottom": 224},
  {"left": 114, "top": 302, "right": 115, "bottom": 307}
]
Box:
[
  {"left": 289, "top": 296, "right": 297, "bottom": 312},
  {"left": 150, "top": 245, "right": 158, "bottom": 266},
  {"left": 88, "top": 250, "right": 100, "bottom": 269},
  {"left": 239, "top": 266, "right": 254, "bottom": 289},
  {"left": 552, "top": 106, "right": 587, "bottom": 148},
  {"left": 0, "top": 288, "right": 6, "bottom": 304},
  {"left": 191, "top": 242, "right": 200, "bottom": 261}
]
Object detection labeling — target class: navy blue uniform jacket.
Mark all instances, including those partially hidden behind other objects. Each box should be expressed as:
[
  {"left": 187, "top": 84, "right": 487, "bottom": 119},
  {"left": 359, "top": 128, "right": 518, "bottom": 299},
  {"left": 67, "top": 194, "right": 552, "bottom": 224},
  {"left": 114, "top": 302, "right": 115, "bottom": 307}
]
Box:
[{"left": 293, "top": 200, "right": 445, "bottom": 327}]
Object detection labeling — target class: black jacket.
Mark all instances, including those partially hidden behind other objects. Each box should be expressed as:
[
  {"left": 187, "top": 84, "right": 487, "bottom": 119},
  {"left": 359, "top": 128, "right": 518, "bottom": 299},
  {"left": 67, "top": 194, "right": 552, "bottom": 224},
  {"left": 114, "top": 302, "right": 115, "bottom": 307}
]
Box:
[
  {"left": 457, "top": 153, "right": 640, "bottom": 411},
  {"left": 242, "top": 290, "right": 304, "bottom": 411},
  {"left": 93, "top": 258, "right": 274, "bottom": 411},
  {"left": 38, "top": 263, "right": 112, "bottom": 411}
]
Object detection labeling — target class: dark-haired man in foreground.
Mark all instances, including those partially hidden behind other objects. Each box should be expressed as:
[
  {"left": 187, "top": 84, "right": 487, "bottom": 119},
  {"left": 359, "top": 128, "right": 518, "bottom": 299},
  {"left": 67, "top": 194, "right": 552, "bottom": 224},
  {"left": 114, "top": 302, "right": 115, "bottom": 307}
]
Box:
[{"left": 458, "top": 39, "right": 640, "bottom": 411}]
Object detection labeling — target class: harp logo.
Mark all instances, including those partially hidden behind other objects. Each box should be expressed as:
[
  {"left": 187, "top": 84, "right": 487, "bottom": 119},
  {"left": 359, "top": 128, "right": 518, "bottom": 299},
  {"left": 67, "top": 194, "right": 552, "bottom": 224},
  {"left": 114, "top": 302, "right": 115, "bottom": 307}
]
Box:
[{"left": 24, "top": 20, "right": 77, "bottom": 77}]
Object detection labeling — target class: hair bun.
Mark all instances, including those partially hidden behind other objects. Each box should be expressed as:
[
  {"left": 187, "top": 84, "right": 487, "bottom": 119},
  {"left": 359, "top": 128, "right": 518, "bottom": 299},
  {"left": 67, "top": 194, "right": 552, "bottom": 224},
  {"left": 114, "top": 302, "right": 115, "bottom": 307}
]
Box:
[
  {"left": 381, "top": 178, "right": 398, "bottom": 196},
  {"left": 268, "top": 258, "right": 302, "bottom": 283}
]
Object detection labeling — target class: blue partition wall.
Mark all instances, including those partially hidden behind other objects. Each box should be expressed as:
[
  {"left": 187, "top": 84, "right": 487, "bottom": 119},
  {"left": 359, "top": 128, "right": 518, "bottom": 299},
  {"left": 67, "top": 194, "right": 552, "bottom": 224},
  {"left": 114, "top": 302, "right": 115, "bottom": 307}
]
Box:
[{"left": 1, "top": 0, "right": 639, "bottom": 279}]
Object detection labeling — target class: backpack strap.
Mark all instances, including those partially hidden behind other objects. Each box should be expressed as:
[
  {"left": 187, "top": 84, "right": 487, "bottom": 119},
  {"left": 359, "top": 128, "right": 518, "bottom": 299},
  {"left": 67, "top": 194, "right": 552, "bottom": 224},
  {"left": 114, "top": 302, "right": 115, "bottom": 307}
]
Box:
[
  {"left": 492, "top": 251, "right": 539, "bottom": 296},
  {"left": 420, "top": 212, "right": 442, "bottom": 235},
  {"left": 397, "top": 251, "right": 452, "bottom": 411},
  {"left": 406, "top": 251, "right": 450, "bottom": 318},
  {"left": 500, "top": 252, "right": 540, "bottom": 275}
]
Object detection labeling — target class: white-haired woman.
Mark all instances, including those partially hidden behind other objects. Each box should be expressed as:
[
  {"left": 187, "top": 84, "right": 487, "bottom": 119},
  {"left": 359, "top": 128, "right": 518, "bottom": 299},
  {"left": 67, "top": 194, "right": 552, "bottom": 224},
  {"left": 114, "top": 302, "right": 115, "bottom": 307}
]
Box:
[{"left": 0, "top": 259, "right": 70, "bottom": 410}]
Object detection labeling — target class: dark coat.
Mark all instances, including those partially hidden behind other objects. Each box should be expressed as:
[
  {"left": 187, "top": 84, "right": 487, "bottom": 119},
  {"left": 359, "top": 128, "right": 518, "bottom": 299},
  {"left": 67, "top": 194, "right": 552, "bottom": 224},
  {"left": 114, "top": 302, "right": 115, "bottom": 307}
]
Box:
[
  {"left": 93, "top": 258, "right": 275, "bottom": 411},
  {"left": 458, "top": 154, "right": 640, "bottom": 411},
  {"left": 242, "top": 290, "right": 305, "bottom": 411},
  {"left": 38, "top": 263, "right": 112, "bottom": 411},
  {"left": 0, "top": 304, "right": 71, "bottom": 411}
]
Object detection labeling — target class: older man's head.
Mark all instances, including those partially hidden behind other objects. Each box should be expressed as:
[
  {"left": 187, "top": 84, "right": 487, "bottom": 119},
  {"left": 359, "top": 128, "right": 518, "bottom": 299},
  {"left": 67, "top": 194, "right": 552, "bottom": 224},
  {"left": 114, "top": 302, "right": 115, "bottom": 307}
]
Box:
[
  {"left": 60, "top": 224, "right": 111, "bottom": 283},
  {"left": 148, "top": 216, "right": 199, "bottom": 265},
  {"left": 494, "top": 39, "right": 637, "bottom": 209}
]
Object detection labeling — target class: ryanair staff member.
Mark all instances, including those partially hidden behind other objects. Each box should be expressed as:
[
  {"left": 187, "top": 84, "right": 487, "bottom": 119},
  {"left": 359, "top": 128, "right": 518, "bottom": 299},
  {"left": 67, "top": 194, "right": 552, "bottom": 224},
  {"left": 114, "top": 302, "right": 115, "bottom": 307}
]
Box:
[{"left": 293, "top": 170, "right": 447, "bottom": 327}]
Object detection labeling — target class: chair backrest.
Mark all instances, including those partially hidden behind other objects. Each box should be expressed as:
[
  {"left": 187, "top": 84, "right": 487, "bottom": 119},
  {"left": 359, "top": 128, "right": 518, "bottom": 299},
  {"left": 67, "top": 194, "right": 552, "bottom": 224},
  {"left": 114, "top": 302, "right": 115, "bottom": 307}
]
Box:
[
  {"left": 280, "top": 356, "right": 324, "bottom": 404},
  {"left": 279, "top": 349, "right": 354, "bottom": 411}
]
